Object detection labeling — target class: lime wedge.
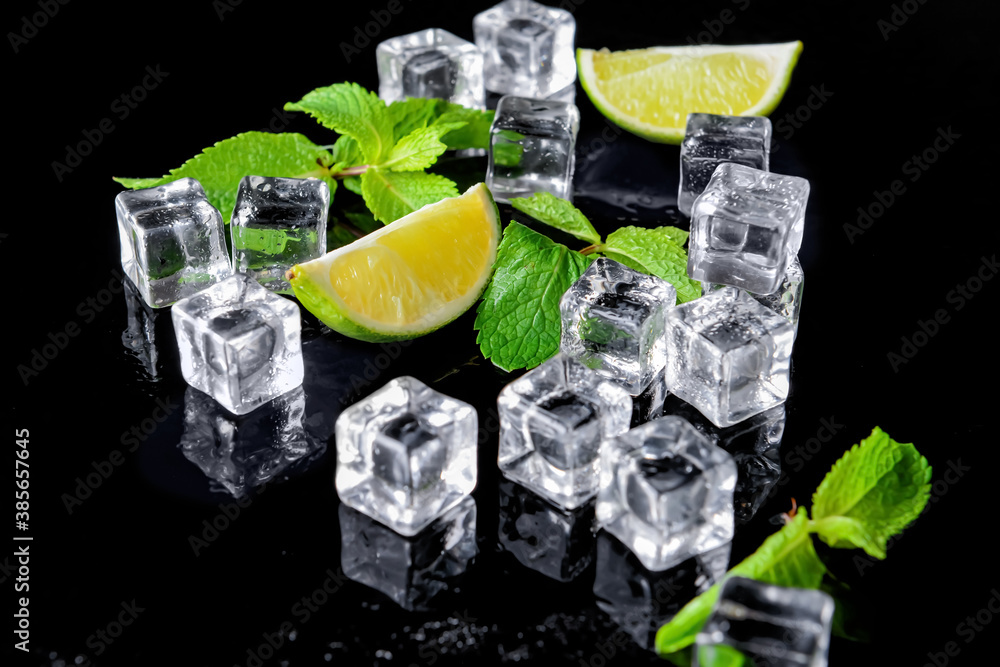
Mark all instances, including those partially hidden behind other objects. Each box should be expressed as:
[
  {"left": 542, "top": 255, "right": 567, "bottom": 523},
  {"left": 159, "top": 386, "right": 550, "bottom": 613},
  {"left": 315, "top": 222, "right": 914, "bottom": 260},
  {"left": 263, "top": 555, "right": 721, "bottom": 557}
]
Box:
[
  {"left": 577, "top": 42, "right": 803, "bottom": 144},
  {"left": 288, "top": 183, "right": 500, "bottom": 342}
]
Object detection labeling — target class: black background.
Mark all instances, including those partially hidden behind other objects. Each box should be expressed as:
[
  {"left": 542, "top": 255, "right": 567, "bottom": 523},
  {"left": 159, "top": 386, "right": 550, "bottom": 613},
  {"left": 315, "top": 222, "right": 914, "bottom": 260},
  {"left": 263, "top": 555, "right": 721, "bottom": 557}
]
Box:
[{"left": 6, "top": 0, "right": 999, "bottom": 665}]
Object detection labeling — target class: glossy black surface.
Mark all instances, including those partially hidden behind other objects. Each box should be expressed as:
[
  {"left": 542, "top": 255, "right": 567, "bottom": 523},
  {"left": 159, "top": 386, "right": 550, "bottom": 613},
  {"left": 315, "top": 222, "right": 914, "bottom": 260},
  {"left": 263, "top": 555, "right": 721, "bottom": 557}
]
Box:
[{"left": 8, "top": 1, "right": 997, "bottom": 665}]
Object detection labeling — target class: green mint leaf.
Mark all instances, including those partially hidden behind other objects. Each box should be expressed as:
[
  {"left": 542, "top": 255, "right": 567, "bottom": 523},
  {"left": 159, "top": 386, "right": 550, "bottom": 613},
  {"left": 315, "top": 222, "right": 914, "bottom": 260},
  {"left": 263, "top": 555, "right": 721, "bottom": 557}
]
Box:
[
  {"left": 432, "top": 103, "right": 495, "bottom": 150},
  {"left": 811, "top": 427, "right": 932, "bottom": 559},
  {"left": 660, "top": 226, "right": 690, "bottom": 247},
  {"left": 509, "top": 192, "right": 602, "bottom": 245},
  {"left": 492, "top": 130, "right": 525, "bottom": 166},
  {"left": 697, "top": 644, "right": 748, "bottom": 667},
  {"left": 387, "top": 97, "right": 441, "bottom": 142},
  {"left": 381, "top": 121, "right": 467, "bottom": 172},
  {"left": 474, "top": 221, "right": 593, "bottom": 372},
  {"left": 285, "top": 82, "right": 393, "bottom": 163},
  {"left": 360, "top": 167, "right": 459, "bottom": 224},
  {"left": 342, "top": 175, "right": 363, "bottom": 195},
  {"left": 656, "top": 511, "right": 826, "bottom": 656},
  {"left": 112, "top": 177, "right": 164, "bottom": 189},
  {"left": 601, "top": 226, "right": 701, "bottom": 303},
  {"left": 112, "top": 131, "right": 335, "bottom": 224},
  {"left": 329, "top": 134, "right": 362, "bottom": 171}
]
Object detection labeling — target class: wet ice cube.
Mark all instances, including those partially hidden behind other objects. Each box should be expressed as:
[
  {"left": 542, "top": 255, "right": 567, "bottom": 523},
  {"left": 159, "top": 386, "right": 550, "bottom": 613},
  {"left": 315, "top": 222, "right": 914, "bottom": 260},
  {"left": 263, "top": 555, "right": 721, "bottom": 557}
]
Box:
[
  {"left": 688, "top": 163, "right": 810, "bottom": 295},
  {"left": 497, "top": 479, "right": 595, "bottom": 582},
  {"left": 560, "top": 258, "right": 677, "bottom": 395},
  {"left": 335, "top": 376, "right": 477, "bottom": 536},
  {"left": 486, "top": 95, "right": 579, "bottom": 202},
  {"left": 665, "top": 287, "right": 795, "bottom": 428},
  {"left": 376, "top": 28, "right": 485, "bottom": 109},
  {"left": 696, "top": 576, "right": 834, "bottom": 667},
  {"left": 593, "top": 532, "right": 730, "bottom": 650},
  {"left": 704, "top": 255, "right": 804, "bottom": 334},
  {"left": 679, "top": 113, "right": 771, "bottom": 217},
  {"left": 473, "top": 0, "right": 576, "bottom": 99},
  {"left": 340, "top": 497, "right": 477, "bottom": 611},
  {"left": 179, "top": 385, "right": 323, "bottom": 497},
  {"left": 230, "top": 176, "right": 329, "bottom": 293},
  {"left": 115, "top": 177, "right": 232, "bottom": 308},
  {"left": 596, "top": 416, "right": 736, "bottom": 571},
  {"left": 172, "top": 274, "right": 303, "bottom": 416},
  {"left": 498, "top": 355, "right": 631, "bottom": 510}
]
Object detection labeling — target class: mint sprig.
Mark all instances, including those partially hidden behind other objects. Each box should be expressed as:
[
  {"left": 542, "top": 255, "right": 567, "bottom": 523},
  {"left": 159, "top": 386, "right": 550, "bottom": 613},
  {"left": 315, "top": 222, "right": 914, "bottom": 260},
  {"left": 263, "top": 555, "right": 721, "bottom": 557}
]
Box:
[
  {"left": 114, "top": 83, "right": 494, "bottom": 226},
  {"left": 655, "top": 427, "right": 932, "bottom": 658},
  {"left": 476, "top": 195, "right": 699, "bottom": 371}
]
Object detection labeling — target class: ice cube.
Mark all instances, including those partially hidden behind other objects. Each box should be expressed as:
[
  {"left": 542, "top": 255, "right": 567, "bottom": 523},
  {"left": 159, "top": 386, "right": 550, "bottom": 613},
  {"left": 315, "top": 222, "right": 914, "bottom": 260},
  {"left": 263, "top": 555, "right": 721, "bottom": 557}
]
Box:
[
  {"left": 230, "top": 176, "right": 329, "bottom": 293},
  {"left": 121, "top": 277, "right": 167, "bottom": 380},
  {"left": 688, "top": 163, "right": 809, "bottom": 295},
  {"left": 665, "top": 287, "right": 794, "bottom": 428},
  {"left": 593, "top": 532, "right": 730, "bottom": 650},
  {"left": 179, "top": 385, "right": 323, "bottom": 497},
  {"left": 703, "top": 255, "right": 804, "bottom": 334},
  {"left": 473, "top": 0, "right": 576, "bottom": 99},
  {"left": 664, "top": 397, "right": 785, "bottom": 524},
  {"left": 115, "top": 177, "right": 232, "bottom": 308},
  {"left": 486, "top": 95, "right": 579, "bottom": 202},
  {"left": 560, "top": 258, "right": 677, "bottom": 395},
  {"left": 376, "top": 28, "right": 485, "bottom": 109},
  {"left": 497, "top": 479, "right": 595, "bottom": 582},
  {"left": 596, "top": 416, "right": 736, "bottom": 571},
  {"left": 171, "top": 274, "right": 303, "bottom": 415},
  {"left": 498, "top": 355, "right": 631, "bottom": 510},
  {"left": 340, "top": 497, "right": 477, "bottom": 611},
  {"left": 335, "top": 376, "right": 477, "bottom": 536},
  {"left": 679, "top": 113, "right": 771, "bottom": 217},
  {"left": 696, "top": 576, "right": 835, "bottom": 667}
]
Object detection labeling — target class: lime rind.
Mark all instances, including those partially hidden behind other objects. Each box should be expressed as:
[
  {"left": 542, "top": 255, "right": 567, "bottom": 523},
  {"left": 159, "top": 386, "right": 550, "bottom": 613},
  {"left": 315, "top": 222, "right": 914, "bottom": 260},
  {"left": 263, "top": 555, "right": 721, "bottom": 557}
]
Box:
[
  {"left": 577, "top": 41, "right": 803, "bottom": 144},
  {"left": 288, "top": 183, "right": 501, "bottom": 343}
]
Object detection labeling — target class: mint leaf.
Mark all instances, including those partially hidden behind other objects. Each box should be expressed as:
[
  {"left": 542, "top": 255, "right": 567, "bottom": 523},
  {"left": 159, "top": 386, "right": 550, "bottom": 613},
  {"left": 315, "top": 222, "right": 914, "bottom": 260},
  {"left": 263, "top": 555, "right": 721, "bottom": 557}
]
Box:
[
  {"left": 285, "top": 83, "right": 393, "bottom": 163},
  {"left": 474, "top": 222, "right": 593, "bottom": 371},
  {"left": 509, "top": 192, "right": 601, "bottom": 245},
  {"left": 660, "top": 226, "right": 690, "bottom": 247},
  {"left": 433, "top": 103, "right": 495, "bottom": 150},
  {"left": 329, "top": 134, "right": 362, "bottom": 171},
  {"left": 113, "top": 131, "right": 335, "bottom": 223},
  {"left": 811, "top": 427, "right": 932, "bottom": 559},
  {"left": 342, "top": 176, "right": 363, "bottom": 195},
  {"left": 360, "top": 167, "right": 459, "bottom": 224},
  {"left": 602, "top": 226, "right": 701, "bottom": 303},
  {"left": 381, "top": 122, "right": 467, "bottom": 172},
  {"left": 656, "top": 511, "right": 826, "bottom": 656},
  {"left": 112, "top": 177, "right": 164, "bottom": 189},
  {"left": 387, "top": 97, "right": 440, "bottom": 142}
]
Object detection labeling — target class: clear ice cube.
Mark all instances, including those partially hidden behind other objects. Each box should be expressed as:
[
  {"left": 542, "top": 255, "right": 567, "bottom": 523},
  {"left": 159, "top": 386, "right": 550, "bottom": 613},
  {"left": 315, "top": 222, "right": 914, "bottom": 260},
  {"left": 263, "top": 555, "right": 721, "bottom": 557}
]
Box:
[
  {"left": 115, "top": 177, "right": 232, "bottom": 308},
  {"left": 335, "top": 376, "right": 478, "bottom": 536},
  {"left": 703, "top": 255, "right": 804, "bottom": 333},
  {"left": 486, "top": 95, "right": 579, "bottom": 202},
  {"left": 498, "top": 479, "right": 595, "bottom": 582},
  {"left": 665, "top": 287, "right": 795, "bottom": 428},
  {"left": 688, "top": 163, "right": 810, "bottom": 295},
  {"left": 179, "top": 385, "right": 323, "bottom": 497},
  {"left": 560, "top": 258, "right": 677, "bottom": 395},
  {"left": 340, "top": 497, "right": 477, "bottom": 611},
  {"left": 696, "top": 576, "right": 835, "bottom": 667},
  {"left": 473, "top": 0, "right": 576, "bottom": 99},
  {"left": 498, "top": 355, "right": 632, "bottom": 510},
  {"left": 593, "top": 532, "right": 730, "bottom": 650},
  {"left": 171, "top": 274, "right": 303, "bottom": 415},
  {"left": 230, "top": 176, "right": 329, "bottom": 293},
  {"left": 376, "top": 28, "right": 485, "bottom": 109},
  {"left": 596, "top": 416, "right": 736, "bottom": 571},
  {"left": 679, "top": 113, "right": 772, "bottom": 217}
]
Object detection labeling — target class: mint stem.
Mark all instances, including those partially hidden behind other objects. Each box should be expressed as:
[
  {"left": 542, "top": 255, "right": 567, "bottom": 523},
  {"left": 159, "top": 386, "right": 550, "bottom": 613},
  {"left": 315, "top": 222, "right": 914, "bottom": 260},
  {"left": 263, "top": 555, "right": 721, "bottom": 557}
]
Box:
[
  {"left": 335, "top": 165, "right": 370, "bottom": 178},
  {"left": 578, "top": 243, "right": 603, "bottom": 255}
]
